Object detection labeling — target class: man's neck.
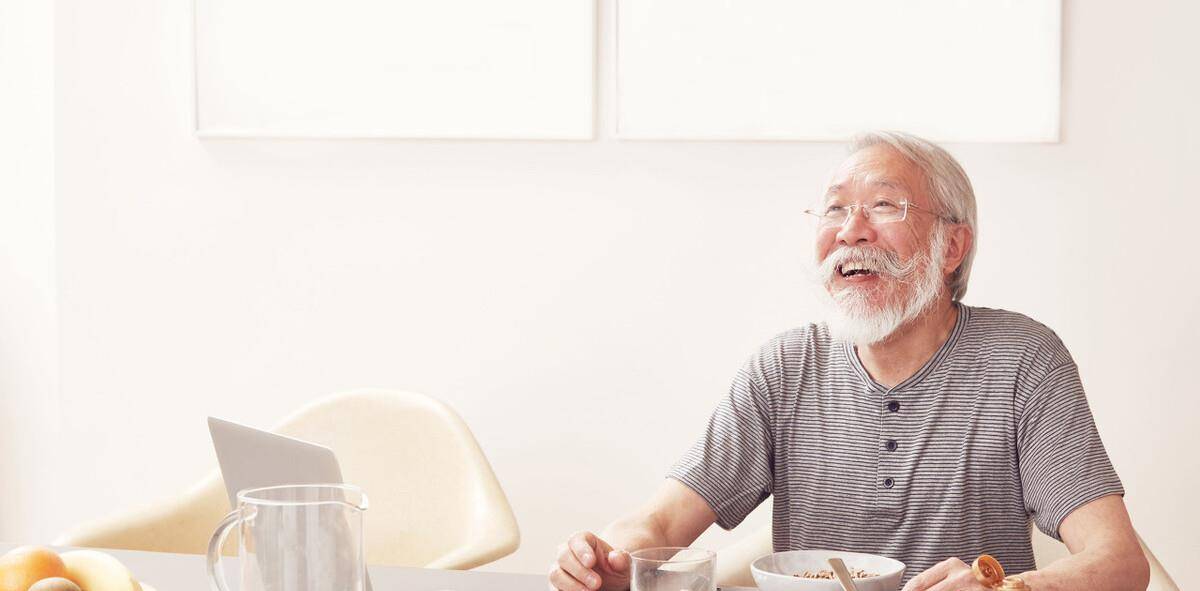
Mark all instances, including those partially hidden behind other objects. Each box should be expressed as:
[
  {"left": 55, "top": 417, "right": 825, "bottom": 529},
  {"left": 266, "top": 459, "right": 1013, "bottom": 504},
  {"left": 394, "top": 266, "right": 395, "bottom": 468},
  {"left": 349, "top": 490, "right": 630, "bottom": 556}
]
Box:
[{"left": 854, "top": 297, "right": 959, "bottom": 389}]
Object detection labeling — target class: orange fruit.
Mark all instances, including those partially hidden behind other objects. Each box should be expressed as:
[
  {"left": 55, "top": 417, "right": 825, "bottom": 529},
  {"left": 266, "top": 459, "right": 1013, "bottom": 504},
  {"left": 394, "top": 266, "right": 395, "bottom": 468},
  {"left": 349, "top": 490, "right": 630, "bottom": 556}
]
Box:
[{"left": 0, "top": 546, "right": 67, "bottom": 591}]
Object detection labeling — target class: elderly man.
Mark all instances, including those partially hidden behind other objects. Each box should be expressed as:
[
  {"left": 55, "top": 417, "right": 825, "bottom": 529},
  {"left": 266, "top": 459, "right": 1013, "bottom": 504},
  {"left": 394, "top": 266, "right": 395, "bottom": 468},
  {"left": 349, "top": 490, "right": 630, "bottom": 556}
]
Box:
[{"left": 549, "top": 132, "right": 1149, "bottom": 591}]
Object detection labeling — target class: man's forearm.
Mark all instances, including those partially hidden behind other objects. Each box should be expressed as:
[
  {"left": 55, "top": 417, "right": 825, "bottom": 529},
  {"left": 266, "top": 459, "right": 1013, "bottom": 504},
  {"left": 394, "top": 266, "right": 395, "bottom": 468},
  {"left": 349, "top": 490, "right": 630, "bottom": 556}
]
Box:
[
  {"left": 1017, "top": 540, "right": 1149, "bottom": 591},
  {"left": 599, "top": 510, "right": 673, "bottom": 554}
]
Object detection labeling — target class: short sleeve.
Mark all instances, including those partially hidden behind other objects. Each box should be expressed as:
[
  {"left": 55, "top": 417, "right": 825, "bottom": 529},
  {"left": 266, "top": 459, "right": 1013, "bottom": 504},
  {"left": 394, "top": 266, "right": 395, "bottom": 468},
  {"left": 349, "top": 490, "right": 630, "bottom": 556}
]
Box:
[
  {"left": 1017, "top": 361, "right": 1124, "bottom": 540},
  {"left": 667, "top": 351, "right": 775, "bottom": 530}
]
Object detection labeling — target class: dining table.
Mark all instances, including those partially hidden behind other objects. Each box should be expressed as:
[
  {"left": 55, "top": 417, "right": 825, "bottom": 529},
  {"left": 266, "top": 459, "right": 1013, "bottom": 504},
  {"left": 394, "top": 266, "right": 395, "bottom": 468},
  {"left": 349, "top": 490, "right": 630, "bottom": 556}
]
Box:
[{"left": 1, "top": 543, "right": 757, "bottom": 591}]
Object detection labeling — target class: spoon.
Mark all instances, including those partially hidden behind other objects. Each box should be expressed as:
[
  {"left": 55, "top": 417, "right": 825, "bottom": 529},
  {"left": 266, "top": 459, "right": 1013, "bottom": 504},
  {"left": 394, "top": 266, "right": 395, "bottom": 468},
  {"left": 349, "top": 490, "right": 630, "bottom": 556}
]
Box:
[{"left": 827, "top": 557, "right": 859, "bottom": 591}]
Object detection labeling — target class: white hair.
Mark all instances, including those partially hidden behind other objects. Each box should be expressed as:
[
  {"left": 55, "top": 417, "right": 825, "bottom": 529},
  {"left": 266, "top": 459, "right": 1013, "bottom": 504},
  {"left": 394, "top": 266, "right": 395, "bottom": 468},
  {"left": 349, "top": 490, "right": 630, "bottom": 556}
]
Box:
[{"left": 848, "top": 131, "right": 978, "bottom": 301}]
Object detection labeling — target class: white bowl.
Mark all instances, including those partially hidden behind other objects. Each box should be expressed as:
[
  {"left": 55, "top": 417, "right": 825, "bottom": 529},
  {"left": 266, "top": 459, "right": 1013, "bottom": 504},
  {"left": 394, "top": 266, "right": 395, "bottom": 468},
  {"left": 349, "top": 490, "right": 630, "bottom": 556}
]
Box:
[{"left": 751, "top": 550, "right": 905, "bottom": 591}]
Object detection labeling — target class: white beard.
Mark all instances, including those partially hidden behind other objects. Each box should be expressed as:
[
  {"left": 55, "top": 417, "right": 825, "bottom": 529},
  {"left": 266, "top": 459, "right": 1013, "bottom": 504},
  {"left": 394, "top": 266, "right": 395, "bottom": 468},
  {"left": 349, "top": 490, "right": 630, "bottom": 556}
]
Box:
[{"left": 820, "top": 224, "right": 948, "bottom": 346}]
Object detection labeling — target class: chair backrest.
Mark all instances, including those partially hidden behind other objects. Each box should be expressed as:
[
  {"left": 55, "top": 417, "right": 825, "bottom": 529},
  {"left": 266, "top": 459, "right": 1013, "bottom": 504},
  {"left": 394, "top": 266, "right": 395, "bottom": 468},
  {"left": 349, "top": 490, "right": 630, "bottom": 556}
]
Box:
[
  {"left": 714, "top": 524, "right": 1178, "bottom": 590},
  {"left": 55, "top": 389, "right": 520, "bottom": 570},
  {"left": 53, "top": 471, "right": 229, "bottom": 555},
  {"left": 272, "top": 389, "right": 520, "bottom": 569}
]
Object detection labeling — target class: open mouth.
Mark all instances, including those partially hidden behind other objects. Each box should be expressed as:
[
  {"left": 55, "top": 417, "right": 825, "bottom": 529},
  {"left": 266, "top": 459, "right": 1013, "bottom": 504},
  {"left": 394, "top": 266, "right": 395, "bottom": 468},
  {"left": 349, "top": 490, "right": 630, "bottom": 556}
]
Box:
[{"left": 837, "top": 262, "right": 878, "bottom": 278}]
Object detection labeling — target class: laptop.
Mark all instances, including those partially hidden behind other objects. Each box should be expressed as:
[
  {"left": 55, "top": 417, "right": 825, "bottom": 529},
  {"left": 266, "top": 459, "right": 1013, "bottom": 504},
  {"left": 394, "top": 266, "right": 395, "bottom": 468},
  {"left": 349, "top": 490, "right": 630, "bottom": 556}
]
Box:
[
  {"left": 207, "top": 417, "right": 374, "bottom": 591},
  {"left": 207, "top": 416, "right": 346, "bottom": 507}
]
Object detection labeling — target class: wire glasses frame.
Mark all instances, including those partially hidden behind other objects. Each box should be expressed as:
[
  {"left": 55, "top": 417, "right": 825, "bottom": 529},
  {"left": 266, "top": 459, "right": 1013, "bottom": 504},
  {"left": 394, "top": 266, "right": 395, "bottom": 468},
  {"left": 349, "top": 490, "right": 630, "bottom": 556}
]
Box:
[{"left": 803, "top": 199, "right": 957, "bottom": 228}]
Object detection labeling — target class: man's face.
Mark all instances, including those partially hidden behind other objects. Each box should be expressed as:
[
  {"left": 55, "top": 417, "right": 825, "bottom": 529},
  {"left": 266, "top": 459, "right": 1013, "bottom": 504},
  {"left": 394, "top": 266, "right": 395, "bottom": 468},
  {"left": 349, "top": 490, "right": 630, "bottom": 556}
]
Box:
[{"left": 814, "top": 145, "right": 948, "bottom": 343}]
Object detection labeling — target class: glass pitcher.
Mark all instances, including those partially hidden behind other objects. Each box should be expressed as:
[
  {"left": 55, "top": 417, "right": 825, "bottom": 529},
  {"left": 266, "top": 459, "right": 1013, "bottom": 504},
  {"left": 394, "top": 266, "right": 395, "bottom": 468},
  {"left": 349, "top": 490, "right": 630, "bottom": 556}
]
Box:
[{"left": 208, "top": 484, "right": 368, "bottom": 591}]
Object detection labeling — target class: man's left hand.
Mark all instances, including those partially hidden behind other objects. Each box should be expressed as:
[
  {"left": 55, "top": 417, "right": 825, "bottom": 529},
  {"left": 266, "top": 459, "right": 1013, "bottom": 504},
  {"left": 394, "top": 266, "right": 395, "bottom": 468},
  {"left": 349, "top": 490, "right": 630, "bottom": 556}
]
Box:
[{"left": 900, "top": 557, "right": 993, "bottom": 591}]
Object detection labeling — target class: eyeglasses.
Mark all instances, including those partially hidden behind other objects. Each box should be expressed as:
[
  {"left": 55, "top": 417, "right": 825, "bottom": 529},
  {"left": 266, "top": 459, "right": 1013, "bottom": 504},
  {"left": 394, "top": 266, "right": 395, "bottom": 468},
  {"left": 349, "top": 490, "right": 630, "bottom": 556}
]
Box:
[{"left": 803, "top": 198, "right": 955, "bottom": 228}]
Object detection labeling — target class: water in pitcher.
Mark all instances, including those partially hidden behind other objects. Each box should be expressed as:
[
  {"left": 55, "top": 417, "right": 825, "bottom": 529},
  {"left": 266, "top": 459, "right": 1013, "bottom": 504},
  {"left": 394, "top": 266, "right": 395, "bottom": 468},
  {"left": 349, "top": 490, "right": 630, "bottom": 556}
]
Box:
[{"left": 208, "top": 484, "right": 368, "bottom": 591}]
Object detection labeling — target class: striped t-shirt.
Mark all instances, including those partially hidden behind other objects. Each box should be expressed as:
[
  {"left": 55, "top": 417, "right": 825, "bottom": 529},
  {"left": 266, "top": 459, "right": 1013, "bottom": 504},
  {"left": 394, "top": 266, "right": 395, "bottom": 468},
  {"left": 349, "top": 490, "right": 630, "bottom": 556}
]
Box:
[{"left": 668, "top": 304, "right": 1123, "bottom": 583}]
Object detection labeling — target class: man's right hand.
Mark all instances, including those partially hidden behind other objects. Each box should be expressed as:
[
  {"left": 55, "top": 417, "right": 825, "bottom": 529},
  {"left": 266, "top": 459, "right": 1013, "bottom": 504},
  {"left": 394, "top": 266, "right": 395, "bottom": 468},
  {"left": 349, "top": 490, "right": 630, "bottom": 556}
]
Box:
[{"left": 548, "top": 531, "right": 631, "bottom": 591}]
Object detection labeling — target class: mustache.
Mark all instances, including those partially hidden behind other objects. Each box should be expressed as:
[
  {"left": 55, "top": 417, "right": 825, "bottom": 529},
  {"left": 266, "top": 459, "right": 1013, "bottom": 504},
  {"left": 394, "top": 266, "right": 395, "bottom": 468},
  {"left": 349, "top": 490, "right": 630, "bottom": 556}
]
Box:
[{"left": 817, "top": 245, "right": 923, "bottom": 283}]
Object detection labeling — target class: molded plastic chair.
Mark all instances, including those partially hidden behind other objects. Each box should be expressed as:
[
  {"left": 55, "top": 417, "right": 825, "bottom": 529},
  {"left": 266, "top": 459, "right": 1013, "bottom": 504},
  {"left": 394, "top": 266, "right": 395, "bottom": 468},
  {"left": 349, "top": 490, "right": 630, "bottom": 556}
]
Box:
[
  {"left": 54, "top": 389, "right": 520, "bottom": 570},
  {"left": 713, "top": 524, "right": 1177, "bottom": 590}
]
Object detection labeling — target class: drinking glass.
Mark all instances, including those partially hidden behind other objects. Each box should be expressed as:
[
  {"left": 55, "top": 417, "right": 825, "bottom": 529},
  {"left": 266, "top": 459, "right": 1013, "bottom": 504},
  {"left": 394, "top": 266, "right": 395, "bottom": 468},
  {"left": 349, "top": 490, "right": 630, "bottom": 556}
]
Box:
[{"left": 630, "top": 547, "right": 715, "bottom": 591}]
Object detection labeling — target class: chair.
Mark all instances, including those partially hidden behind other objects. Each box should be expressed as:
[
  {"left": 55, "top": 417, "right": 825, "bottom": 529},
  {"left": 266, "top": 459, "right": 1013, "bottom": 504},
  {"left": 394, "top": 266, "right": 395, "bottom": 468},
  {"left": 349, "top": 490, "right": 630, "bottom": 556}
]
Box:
[
  {"left": 54, "top": 389, "right": 520, "bottom": 570},
  {"left": 713, "top": 524, "right": 1178, "bottom": 590}
]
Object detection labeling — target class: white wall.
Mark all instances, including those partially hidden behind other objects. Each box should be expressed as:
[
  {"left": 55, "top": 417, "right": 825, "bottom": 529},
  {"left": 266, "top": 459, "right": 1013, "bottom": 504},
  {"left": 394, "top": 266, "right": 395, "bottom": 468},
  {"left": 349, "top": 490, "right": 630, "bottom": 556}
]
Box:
[
  {"left": 0, "top": 0, "right": 58, "bottom": 540},
  {"left": 20, "top": 0, "right": 1199, "bottom": 588}
]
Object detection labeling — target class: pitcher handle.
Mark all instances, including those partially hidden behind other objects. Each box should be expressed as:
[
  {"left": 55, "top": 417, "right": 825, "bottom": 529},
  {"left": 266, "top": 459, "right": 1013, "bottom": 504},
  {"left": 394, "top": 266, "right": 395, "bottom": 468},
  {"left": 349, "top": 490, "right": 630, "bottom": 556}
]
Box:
[{"left": 207, "top": 509, "right": 240, "bottom": 591}]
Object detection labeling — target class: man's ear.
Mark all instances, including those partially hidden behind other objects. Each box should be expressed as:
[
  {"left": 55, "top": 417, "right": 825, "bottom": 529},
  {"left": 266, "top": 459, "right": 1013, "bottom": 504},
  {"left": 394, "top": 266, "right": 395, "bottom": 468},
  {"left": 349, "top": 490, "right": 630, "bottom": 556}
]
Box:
[{"left": 943, "top": 223, "right": 973, "bottom": 276}]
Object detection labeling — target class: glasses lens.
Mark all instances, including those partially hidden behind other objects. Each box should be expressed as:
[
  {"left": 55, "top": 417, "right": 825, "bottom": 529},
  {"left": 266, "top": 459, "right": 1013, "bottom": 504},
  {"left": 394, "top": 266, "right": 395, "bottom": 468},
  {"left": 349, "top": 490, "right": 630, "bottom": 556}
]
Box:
[
  {"left": 822, "top": 212, "right": 848, "bottom": 227},
  {"left": 869, "top": 200, "right": 905, "bottom": 223},
  {"left": 819, "top": 204, "right": 849, "bottom": 227}
]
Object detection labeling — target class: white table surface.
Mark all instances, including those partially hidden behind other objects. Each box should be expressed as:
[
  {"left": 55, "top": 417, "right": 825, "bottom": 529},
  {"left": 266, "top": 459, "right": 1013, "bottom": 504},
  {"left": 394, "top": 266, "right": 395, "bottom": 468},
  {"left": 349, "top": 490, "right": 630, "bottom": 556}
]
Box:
[
  {"left": 2, "top": 544, "right": 756, "bottom": 591},
  {"left": 3, "top": 544, "right": 545, "bottom": 591}
]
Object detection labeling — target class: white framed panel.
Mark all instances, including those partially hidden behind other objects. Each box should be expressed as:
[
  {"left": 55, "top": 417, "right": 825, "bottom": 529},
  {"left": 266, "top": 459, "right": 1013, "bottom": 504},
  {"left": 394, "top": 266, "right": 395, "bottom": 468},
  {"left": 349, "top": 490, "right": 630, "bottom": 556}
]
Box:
[
  {"left": 194, "top": 0, "right": 595, "bottom": 139},
  {"left": 617, "top": 0, "right": 1061, "bottom": 142}
]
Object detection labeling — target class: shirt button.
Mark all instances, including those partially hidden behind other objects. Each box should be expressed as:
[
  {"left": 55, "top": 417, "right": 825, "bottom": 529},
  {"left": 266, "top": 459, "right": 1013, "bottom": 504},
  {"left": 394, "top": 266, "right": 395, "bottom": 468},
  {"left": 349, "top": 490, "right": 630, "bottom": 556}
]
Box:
[
  {"left": 887, "top": 400, "right": 900, "bottom": 413},
  {"left": 883, "top": 477, "right": 895, "bottom": 489},
  {"left": 885, "top": 439, "right": 898, "bottom": 452}
]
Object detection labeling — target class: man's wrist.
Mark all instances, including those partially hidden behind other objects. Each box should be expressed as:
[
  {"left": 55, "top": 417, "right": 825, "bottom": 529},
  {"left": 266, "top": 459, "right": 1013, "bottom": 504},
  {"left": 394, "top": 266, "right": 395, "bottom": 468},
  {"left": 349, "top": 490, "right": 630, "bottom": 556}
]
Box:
[{"left": 1013, "top": 570, "right": 1046, "bottom": 590}]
